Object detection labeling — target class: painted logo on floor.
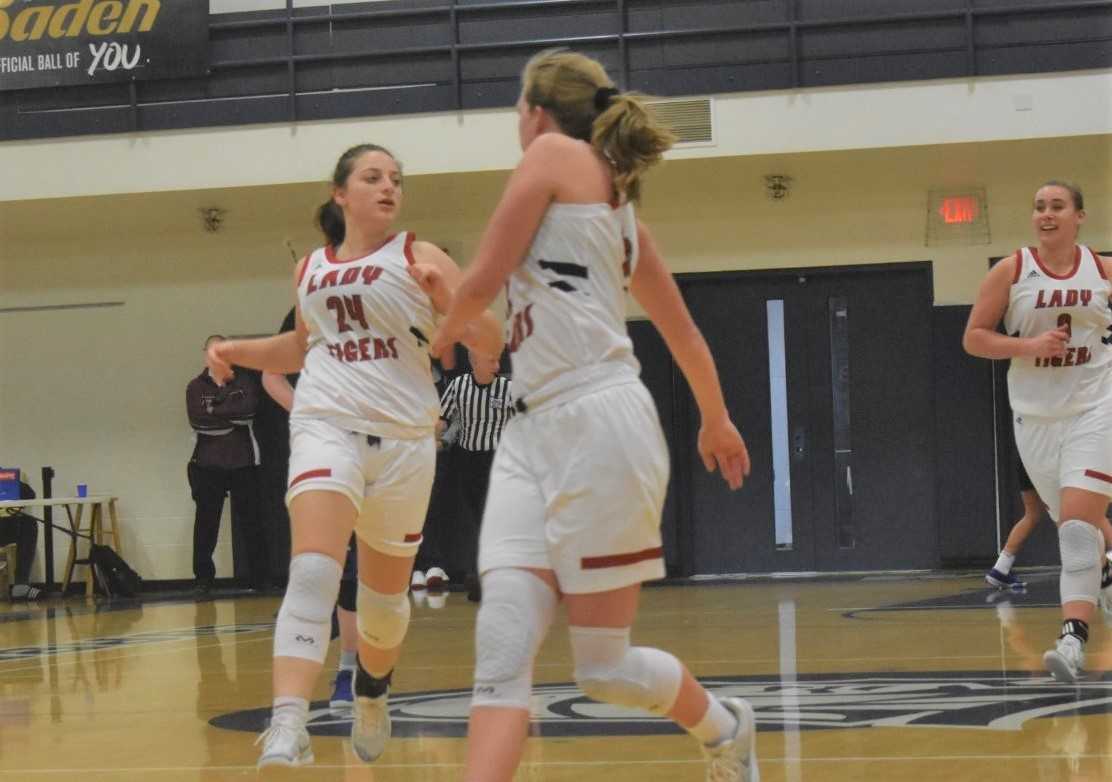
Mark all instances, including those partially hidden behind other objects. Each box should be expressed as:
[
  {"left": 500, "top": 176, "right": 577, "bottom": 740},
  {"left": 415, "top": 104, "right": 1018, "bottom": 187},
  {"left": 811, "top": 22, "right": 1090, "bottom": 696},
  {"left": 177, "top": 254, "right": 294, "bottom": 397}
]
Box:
[{"left": 211, "top": 671, "right": 1112, "bottom": 737}]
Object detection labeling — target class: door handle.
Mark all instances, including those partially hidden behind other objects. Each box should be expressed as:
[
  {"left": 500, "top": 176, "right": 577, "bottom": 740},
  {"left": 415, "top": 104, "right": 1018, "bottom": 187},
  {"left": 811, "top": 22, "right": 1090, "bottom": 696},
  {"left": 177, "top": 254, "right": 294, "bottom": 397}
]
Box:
[{"left": 793, "top": 427, "right": 806, "bottom": 459}]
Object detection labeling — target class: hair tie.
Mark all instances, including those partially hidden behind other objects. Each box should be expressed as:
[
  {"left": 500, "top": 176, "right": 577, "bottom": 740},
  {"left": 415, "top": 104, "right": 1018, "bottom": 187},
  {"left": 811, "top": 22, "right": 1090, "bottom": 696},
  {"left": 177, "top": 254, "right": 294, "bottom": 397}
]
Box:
[{"left": 593, "top": 86, "right": 619, "bottom": 112}]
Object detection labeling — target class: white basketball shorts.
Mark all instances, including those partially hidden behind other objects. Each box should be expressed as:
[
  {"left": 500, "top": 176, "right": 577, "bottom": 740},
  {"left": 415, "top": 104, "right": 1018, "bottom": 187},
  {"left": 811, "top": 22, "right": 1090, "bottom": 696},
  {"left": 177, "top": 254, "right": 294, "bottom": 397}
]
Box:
[
  {"left": 287, "top": 417, "right": 435, "bottom": 557},
  {"left": 1013, "top": 400, "right": 1112, "bottom": 521},
  {"left": 478, "top": 380, "right": 670, "bottom": 594}
]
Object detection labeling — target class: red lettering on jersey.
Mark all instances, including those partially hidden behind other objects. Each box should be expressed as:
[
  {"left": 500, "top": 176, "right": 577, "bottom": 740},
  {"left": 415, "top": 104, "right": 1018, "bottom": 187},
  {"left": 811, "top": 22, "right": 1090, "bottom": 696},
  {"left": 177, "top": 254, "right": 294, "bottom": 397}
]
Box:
[
  {"left": 523, "top": 302, "right": 535, "bottom": 335},
  {"left": 1079, "top": 346, "right": 1092, "bottom": 365},
  {"left": 508, "top": 304, "right": 536, "bottom": 354},
  {"left": 362, "top": 265, "right": 384, "bottom": 286},
  {"left": 1064, "top": 347, "right": 1076, "bottom": 367},
  {"left": 319, "top": 270, "right": 340, "bottom": 290},
  {"left": 1035, "top": 288, "right": 1094, "bottom": 309},
  {"left": 341, "top": 267, "right": 360, "bottom": 286},
  {"left": 325, "top": 336, "right": 401, "bottom": 363},
  {"left": 344, "top": 296, "right": 369, "bottom": 330},
  {"left": 307, "top": 274, "right": 319, "bottom": 295}
]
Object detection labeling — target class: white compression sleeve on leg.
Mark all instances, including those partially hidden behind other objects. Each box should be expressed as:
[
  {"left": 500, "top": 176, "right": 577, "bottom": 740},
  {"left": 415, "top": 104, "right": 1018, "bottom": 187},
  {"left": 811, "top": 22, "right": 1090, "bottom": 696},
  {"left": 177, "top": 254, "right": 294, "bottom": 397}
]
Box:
[
  {"left": 1059, "top": 519, "right": 1104, "bottom": 605},
  {"left": 570, "top": 626, "right": 683, "bottom": 716},
  {"left": 356, "top": 582, "right": 412, "bottom": 650},
  {"left": 273, "top": 552, "right": 343, "bottom": 663},
  {"left": 472, "top": 569, "right": 558, "bottom": 709}
]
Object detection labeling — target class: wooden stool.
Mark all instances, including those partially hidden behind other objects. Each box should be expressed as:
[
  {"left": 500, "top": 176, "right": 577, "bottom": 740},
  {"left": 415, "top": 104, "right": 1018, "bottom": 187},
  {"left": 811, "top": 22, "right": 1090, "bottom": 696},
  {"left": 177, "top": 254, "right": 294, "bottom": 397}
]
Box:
[
  {"left": 62, "top": 499, "right": 123, "bottom": 598},
  {"left": 0, "top": 543, "right": 15, "bottom": 602}
]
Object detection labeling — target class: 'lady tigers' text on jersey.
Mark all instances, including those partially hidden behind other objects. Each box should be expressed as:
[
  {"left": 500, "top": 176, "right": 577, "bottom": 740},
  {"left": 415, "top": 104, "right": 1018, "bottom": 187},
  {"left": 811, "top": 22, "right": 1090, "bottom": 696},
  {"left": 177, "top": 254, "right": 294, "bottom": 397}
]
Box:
[
  {"left": 292, "top": 233, "right": 438, "bottom": 439},
  {"left": 1004, "top": 245, "right": 1112, "bottom": 418}
]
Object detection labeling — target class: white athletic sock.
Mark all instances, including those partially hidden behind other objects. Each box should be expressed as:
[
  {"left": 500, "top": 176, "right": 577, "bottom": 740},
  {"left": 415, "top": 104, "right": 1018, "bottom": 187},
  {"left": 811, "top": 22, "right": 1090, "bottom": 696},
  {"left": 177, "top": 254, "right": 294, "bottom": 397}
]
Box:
[
  {"left": 993, "top": 551, "right": 1016, "bottom": 575},
  {"left": 689, "top": 695, "right": 739, "bottom": 746},
  {"left": 339, "top": 650, "right": 358, "bottom": 671},
  {"left": 272, "top": 696, "right": 309, "bottom": 727}
]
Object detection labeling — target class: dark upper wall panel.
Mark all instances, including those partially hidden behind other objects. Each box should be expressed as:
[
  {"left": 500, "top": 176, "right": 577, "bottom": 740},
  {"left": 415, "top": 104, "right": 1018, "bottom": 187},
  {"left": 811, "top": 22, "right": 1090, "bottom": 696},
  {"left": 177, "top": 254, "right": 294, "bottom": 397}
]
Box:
[
  {"left": 627, "top": 0, "right": 790, "bottom": 30},
  {"left": 797, "top": 0, "right": 967, "bottom": 19},
  {"left": 1, "top": 0, "right": 1108, "bottom": 141}
]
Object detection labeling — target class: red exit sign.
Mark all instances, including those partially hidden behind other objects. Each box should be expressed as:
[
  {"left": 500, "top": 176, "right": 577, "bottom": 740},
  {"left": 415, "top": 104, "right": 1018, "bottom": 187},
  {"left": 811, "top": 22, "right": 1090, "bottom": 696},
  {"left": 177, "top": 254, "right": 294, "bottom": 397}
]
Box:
[{"left": 939, "top": 195, "right": 980, "bottom": 224}]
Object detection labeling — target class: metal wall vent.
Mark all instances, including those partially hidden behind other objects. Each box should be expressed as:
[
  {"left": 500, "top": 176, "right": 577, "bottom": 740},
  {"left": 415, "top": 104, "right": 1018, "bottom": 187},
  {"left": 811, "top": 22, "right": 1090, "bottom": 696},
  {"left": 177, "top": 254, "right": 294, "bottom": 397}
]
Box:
[{"left": 646, "top": 98, "right": 714, "bottom": 145}]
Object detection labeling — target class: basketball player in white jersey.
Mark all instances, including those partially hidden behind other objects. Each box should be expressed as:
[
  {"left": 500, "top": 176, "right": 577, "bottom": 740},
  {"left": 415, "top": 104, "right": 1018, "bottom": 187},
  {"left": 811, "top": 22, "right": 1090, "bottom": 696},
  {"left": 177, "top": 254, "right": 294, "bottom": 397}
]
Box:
[
  {"left": 430, "top": 50, "right": 758, "bottom": 782},
  {"left": 206, "top": 144, "right": 500, "bottom": 767},
  {"left": 965, "top": 181, "right": 1112, "bottom": 681}
]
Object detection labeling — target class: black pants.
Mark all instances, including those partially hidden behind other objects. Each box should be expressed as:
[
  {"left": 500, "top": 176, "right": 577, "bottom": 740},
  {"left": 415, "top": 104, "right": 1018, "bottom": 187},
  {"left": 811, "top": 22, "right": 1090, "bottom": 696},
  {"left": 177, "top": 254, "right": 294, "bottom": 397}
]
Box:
[
  {"left": 0, "top": 513, "right": 39, "bottom": 584},
  {"left": 188, "top": 462, "right": 268, "bottom": 587},
  {"left": 255, "top": 423, "right": 292, "bottom": 588},
  {"left": 415, "top": 446, "right": 457, "bottom": 573},
  {"left": 454, "top": 448, "right": 496, "bottom": 581}
]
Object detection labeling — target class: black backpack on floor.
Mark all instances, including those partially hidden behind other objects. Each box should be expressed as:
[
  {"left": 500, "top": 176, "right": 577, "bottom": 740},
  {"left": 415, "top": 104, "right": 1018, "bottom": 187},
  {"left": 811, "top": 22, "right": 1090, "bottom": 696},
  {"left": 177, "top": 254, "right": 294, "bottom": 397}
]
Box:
[{"left": 90, "top": 544, "right": 143, "bottom": 597}]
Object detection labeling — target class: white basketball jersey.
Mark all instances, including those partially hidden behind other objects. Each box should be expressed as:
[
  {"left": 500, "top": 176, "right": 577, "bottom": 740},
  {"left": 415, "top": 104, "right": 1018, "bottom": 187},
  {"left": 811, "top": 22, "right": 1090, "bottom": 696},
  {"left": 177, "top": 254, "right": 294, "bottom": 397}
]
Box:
[
  {"left": 291, "top": 233, "right": 439, "bottom": 438},
  {"left": 1004, "top": 245, "right": 1112, "bottom": 418},
  {"left": 506, "top": 201, "right": 642, "bottom": 409}
]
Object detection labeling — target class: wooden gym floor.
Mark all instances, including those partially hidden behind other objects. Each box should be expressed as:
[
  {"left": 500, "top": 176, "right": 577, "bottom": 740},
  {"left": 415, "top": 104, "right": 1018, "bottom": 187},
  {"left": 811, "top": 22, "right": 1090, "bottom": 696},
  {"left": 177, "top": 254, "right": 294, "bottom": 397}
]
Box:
[{"left": 1, "top": 573, "right": 1110, "bottom": 781}]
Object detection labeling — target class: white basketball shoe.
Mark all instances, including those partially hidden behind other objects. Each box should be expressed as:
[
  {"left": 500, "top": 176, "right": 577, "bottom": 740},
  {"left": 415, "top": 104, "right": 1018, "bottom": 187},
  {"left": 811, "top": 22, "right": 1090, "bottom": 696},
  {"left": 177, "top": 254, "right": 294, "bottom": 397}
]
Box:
[
  {"left": 256, "top": 716, "right": 313, "bottom": 768},
  {"left": 1044, "top": 634, "right": 1085, "bottom": 683},
  {"left": 704, "top": 697, "right": 759, "bottom": 782}
]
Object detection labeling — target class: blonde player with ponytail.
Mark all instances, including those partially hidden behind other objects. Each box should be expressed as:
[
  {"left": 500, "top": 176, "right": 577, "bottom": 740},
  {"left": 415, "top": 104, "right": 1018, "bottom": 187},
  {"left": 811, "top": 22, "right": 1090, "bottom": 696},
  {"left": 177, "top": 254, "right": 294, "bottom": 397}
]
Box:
[{"left": 432, "top": 49, "right": 759, "bottom": 782}]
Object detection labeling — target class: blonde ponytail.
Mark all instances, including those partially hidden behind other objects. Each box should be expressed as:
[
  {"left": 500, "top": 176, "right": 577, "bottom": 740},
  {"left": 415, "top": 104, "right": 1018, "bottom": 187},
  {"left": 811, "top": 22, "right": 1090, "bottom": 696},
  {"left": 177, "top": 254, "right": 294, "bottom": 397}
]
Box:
[{"left": 522, "top": 49, "right": 675, "bottom": 203}]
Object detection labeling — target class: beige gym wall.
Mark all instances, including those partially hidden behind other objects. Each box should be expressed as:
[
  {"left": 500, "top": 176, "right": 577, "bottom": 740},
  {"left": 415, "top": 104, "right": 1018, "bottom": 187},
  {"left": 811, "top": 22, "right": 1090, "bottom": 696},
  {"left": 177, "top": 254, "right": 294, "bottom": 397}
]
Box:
[
  {"left": 1, "top": 58, "right": 1110, "bottom": 581},
  {"left": 2, "top": 134, "right": 1108, "bottom": 582}
]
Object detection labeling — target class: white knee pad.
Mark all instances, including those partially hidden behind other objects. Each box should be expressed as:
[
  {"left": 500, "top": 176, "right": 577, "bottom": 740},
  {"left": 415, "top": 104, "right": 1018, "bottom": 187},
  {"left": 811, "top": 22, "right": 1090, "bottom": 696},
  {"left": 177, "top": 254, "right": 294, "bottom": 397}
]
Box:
[
  {"left": 356, "top": 582, "right": 411, "bottom": 650},
  {"left": 1059, "top": 519, "right": 1104, "bottom": 605},
  {"left": 472, "top": 569, "right": 558, "bottom": 709},
  {"left": 274, "top": 552, "right": 343, "bottom": 663},
  {"left": 570, "top": 626, "right": 683, "bottom": 716}
]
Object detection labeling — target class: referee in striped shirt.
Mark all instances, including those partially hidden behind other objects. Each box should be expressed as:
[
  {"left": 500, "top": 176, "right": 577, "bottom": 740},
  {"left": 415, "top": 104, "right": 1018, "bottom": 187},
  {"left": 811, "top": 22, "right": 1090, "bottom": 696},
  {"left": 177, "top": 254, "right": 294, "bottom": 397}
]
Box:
[{"left": 438, "top": 348, "right": 515, "bottom": 601}]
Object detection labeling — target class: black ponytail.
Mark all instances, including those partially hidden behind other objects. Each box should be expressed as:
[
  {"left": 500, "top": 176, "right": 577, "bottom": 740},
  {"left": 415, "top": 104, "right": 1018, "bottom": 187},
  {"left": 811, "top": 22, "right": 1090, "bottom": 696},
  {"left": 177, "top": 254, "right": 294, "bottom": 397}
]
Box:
[{"left": 316, "top": 199, "right": 345, "bottom": 247}]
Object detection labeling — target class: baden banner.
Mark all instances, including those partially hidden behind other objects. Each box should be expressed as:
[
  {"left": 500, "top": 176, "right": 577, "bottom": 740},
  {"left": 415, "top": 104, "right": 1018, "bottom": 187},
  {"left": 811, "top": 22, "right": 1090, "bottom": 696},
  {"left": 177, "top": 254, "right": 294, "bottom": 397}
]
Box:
[{"left": 0, "top": 0, "right": 209, "bottom": 92}]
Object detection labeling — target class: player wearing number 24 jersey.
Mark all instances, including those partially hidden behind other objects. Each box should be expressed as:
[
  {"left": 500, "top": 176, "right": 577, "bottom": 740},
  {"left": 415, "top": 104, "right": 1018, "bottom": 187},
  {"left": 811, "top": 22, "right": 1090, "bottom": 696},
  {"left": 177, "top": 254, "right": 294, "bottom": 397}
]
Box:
[
  {"left": 206, "top": 144, "right": 500, "bottom": 770},
  {"left": 293, "top": 234, "right": 439, "bottom": 441}
]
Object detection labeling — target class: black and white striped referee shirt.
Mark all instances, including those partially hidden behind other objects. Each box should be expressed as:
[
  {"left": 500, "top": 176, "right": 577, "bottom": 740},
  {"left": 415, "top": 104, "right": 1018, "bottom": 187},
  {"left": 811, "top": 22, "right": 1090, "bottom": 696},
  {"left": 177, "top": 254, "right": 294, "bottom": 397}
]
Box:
[{"left": 440, "top": 373, "right": 515, "bottom": 452}]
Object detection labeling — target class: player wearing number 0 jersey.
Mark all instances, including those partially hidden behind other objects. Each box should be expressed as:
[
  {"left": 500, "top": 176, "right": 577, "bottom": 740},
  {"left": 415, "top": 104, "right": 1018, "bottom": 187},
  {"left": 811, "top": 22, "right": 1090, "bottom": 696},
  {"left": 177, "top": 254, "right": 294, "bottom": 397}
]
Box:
[
  {"left": 1004, "top": 244, "right": 1112, "bottom": 419},
  {"left": 965, "top": 180, "right": 1112, "bottom": 685}
]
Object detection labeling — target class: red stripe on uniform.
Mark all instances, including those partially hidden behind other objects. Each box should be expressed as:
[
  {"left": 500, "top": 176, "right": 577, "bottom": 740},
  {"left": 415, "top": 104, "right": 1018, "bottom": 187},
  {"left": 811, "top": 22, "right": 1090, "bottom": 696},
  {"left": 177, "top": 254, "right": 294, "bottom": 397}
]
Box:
[
  {"left": 581, "top": 547, "right": 664, "bottom": 570},
  {"left": 289, "top": 468, "right": 332, "bottom": 488},
  {"left": 1030, "top": 246, "right": 1081, "bottom": 280},
  {"left": 1084, "top": 469, "right": 1112, "bottom": 485},
  {"left": 1090, "top": 246, "right": 1108, "bottom": 280},
  {"left": 403, "top": 232, "right": 417, "bottom": 266},
  {"left": 404, "top": 533, "right": 422, "bottom": 543},
  {"left": 324, "top": 235, "right": 396, "bottom": 264},
  {"left": 1011, "top": 250, "right": 1022, "bottom": 284}
]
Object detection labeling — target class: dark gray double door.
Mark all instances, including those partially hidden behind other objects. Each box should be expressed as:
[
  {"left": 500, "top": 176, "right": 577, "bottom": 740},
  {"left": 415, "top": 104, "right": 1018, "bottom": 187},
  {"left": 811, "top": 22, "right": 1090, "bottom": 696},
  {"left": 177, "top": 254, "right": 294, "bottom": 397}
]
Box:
[{"left": 633, "top": 263, "right": 937, "bottom": 575}]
